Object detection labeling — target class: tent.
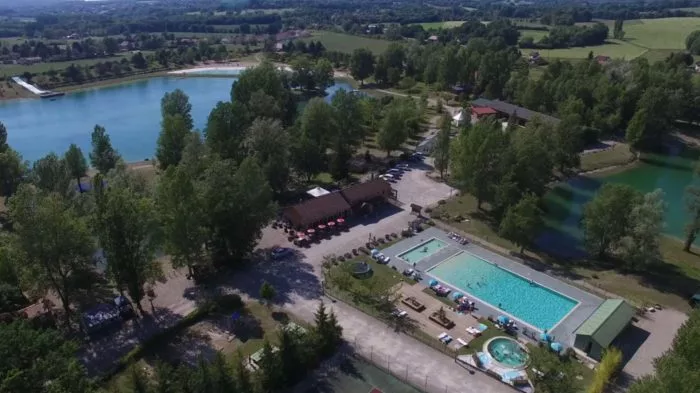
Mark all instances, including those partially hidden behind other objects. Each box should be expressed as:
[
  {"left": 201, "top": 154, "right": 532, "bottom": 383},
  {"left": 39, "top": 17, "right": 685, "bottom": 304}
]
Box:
[
  {"left": 452, "top": 109, "right": 465, "bottom": 126},
  {"left": 497, "top": 315, "right": 510, "bottom": 325},
  {"left": 307, "top": 186, "right": 331, "bottom": 198},
  {"left": 574, "top": 299, "right": 635, "bottom": 359}
]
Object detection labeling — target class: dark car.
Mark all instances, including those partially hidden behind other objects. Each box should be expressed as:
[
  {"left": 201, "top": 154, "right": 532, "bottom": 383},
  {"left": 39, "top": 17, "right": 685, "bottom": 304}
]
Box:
[{"left": 271, "top": 247, "right": 293, "bottom": 260}]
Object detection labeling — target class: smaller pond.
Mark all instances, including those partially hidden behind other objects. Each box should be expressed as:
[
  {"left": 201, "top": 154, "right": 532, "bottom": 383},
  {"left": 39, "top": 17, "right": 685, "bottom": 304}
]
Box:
[{"left": 485, "top": 337, "right": 530, "bottom": 369}]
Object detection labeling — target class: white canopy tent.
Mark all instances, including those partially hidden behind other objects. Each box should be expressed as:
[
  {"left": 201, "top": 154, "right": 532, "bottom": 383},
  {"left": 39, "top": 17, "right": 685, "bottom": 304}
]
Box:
[
  {"left": 306, "top": 187, "right": 331, "bottom": 198},
  {"left": 452, "top": 109, "right": 465, "bottom": 126}
]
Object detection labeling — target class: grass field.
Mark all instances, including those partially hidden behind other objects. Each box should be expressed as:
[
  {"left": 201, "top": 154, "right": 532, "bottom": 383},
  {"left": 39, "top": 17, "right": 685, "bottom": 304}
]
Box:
[
  {"left": 415, "top": 21, "right": 465, "bottom": 30},
  {"left": 535, "top": 40, "right": 646, "bottom": 61},
  {"left": 528, "top": 17, "right": 700, "bottom": 61},
  {"left": 300, "top": 31, "right": 392, "bottom": 54},
  {"left": 0, "top": 54, "right": 129, "bottom": 77},
  {"left": 519, "top": 29, "right": 548, "bottom": 41}
]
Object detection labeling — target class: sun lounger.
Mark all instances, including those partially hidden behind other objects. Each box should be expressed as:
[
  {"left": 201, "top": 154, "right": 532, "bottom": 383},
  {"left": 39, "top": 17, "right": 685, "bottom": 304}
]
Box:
[
  {"left": 456, "top": 338, "right": 469, "bottom": 347},
  {"left": 466, "top": 327, "right": 481, "bottom": 336},
  {"left": 438, "top": 332, "right": 448, "bottom": 340}
]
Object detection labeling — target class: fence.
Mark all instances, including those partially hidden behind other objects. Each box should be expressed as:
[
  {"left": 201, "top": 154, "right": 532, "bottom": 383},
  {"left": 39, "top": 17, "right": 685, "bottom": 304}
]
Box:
[{"left": 347, "top": 334, "right": 456, "bottom": 393}]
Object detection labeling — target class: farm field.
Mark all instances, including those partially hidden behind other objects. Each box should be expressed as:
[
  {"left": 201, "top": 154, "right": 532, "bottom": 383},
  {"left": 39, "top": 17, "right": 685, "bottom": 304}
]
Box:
[
  {"left": 416, "top": 20, "right": 465, "bottom": 29},
  {"left": 519, "top": 29, "right": 548, "bottom": 41},
  {"left": 0, "top": 54, "right": 129, "bottom": 77},
  {"left": 300, "top": 31, "right": 392, "bottom": 54},
  {"left": 535, "top": 39, "right": 646, "bottom": 60}
]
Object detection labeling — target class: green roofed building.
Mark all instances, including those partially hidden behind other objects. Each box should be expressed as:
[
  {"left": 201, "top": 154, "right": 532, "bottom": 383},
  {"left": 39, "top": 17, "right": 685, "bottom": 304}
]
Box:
[{"left": 574, "top": 299, "right": 636, "bottom": 359}]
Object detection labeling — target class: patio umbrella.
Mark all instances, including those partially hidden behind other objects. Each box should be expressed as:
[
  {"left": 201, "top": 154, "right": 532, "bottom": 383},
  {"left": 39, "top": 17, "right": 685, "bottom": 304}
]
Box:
[
  {"left": 497, "top": 315, "right": 510, "bottom": 325},
  {"left": 307, "top": 228, "right": 315, "bottom": 234},
  {"left": 451, "top": 292, "right": 463, "bottom": 300},
  {"left": 371, "top": 249, "right": 380, "bottom": 256},
  {"left": 550, "top": 342, "right": 563, "bottom": 352},
  {"left": 540, "top": 332, "right": 552, "bottom": 342},
  {"left": 336, "top": 218, "right": 345, "bottom": 224},
  {"left": 429, "top": 279, "right": 438, "bottom": 287}
]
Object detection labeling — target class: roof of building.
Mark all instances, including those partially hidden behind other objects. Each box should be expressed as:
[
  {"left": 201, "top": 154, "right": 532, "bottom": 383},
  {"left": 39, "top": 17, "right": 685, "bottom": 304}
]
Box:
[
  {"left": 471, "top": 98, "right": 560, "bottom": 125},
  {"left": 284, "top": 192, "right": 351, "bottom": 228},
  {"left": 575, "top": 299, "right": 636, "bottom": 348},
  {"left": 341, "top": 178, "right": 392, "bottom": 205},
  {"left": 471, "top": 106, "right": 498, "bottom": 116}
]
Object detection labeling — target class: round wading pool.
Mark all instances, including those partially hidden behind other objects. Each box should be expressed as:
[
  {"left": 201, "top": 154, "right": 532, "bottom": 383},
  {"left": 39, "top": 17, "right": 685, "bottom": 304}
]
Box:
[{"left": 485, "top": 337, "right": 530, "bottom": 369}]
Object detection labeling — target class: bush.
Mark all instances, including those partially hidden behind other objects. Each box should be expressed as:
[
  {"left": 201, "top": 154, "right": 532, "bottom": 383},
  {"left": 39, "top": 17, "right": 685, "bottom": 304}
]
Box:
[
  {"left": 391, "top": 233, "right": 398, "bottom": 238},
  {"left": 398, "top": 76, "right": 417, "bottom": 90},
  {"left": 588, "top": 347, "right": 623, "bottom": 393},
  {"left": 401, "top": 229, "right": 413, "bottom": 237},
  {"left": 338, "top": 255, "right": 346, "bottom": 262},
  {"left": 365, "top": 242, "right": 372, "bottom": 249},
  {"left": 359, "top": 247, "right": 369, "bottom": 254},
  {"left": 385, "top": 234, "right": 391, "bottom": 240},
  {"left": 424, "top": 207, "right": 433, "bottom": 214},
  {"left": 344, "top": 252, "right": 352, "bottom": 259},
  {"left": 437, "top": 200, "right": 446, "bottom": 205},
  {"left": 352, "top": 248, "right": 358, "bottom": 255},
  {"left": 378, "top": 238, "right": 385, "bottom": 244}
]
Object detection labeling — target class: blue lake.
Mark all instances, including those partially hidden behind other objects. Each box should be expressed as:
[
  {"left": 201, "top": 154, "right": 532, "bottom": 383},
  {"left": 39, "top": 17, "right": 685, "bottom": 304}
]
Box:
[{"left": 1, "top": 76, "right": 353, "bottom": 162}]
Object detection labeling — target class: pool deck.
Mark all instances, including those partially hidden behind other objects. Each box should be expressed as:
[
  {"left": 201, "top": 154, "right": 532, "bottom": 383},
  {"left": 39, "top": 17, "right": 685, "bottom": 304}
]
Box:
[{"left": 382, "top": 227, "right": 603, "bottom": 347}]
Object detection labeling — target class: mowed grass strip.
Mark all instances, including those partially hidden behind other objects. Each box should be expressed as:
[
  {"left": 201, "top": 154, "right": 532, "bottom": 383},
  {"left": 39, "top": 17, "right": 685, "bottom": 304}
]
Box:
[
  {"left": 620, "top": 17, "right": 700, "bottom": 49},
  {"left": 301, "top": 31, "right": 393, "bottom": 54},
  {"left": 415, "top": 20, "right": 465, "bottom": 29},
  {"left": 534, "top": 40, "right": 647, "bottom": 60}
]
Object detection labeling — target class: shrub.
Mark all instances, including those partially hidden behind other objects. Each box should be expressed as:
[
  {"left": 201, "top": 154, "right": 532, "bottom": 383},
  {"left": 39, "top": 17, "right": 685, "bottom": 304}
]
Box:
[
  {"left": 391, "top": 233, "right": 398, "bottom": 238},
  {"left": 587, "top": 347, "right": 623, "bottom": 393},
  {"left": 338, "top": 255, "right": 346, "bottom": 262},
  {"left": 378, "top": 238, "right": 385, "bottom": 244},
  {"left": 426, "top": 220, "right": 435, "bottom": 226},
  {"left": 437, "top": 200, "right": 446, "bottom": 205},
  {"left": 352, "top": 248, "right": 358, "bottom": 255},
  {"left": 424, "top": 207, "right": 433, "bottom": 214},
  {"left": 366, "top": 242, "right": 372, "bottom": 249},
  {"left": 401, "top": 229, "right": 413, "bottom": 237},
  {"left": 385, "top": 234, "right": 391, "bottom": 240},
  {"left": 359, "top": 247, "right": 369, "bottom": 254},
  {"left": 344, "top": 252, "right": 352, "bottom": 259}
]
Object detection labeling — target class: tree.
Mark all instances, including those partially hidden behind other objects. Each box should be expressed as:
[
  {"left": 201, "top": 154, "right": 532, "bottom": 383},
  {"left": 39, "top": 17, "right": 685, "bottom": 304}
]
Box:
[
  {"left": 128, "top": 364, "right": 151, "bottom": 393},
  {"left": 433, "top": 114, "right": 451, "bottom": 179},
  {"left": 278, "top": 328, "right": 304, "bottom": 387},
  {"left": 625, "top": 108, "right": 649, "bottom": 150},
  {"left": 618, "top": 189, "right": 665, "bottom": 268},
  {"left": 93, "top": 174, "right": 161, "bottom": 314},
  {"left": 257, "top": 340, "right": 283, "bottom": 392},
  {"left": 582, "top": 183, "right": 641, "bottom": 259},
  {"left": 528, "top": 346, "right": 578, "bottom": 393},
  {"left": 131, "top": 51, "right": 148, "bottom": 69},
  {"left": 232, "top": 60, "right": 295, "bottom": 125},
  {"left": 613, "top": 19, "right": 625, "bottom": 40},
  {"left": 157, "top": 165, "right": 207, "bottom": 276},
  {"left": 686, "top": 30, "right": 700, "bottom": 55},
  {"left": 31, "top": 152, "right": 71, "bottom": 195},
  {"left": 350, "top": 48, "right": 375, "bottom": 85},
  {"left": 201, "top": 157, "right": 276, "bottom": 265},
  {"left": 245, "top": 118, "right": 290, "bottom": 193},
  {"left": 233, "top": 352, "right": 255, "bottom": 393},
  {"left": 259, "top": 281, "right": 276, "bottom": 307},
  {"left": 377, "top": 104, "right": 408, "bottom": 157},
  {"left": 0, "top": 147, "right": 26, "bottom": 202},
  {"left": 313, "top": 301, "right": 343, "bottom": 358},
  {"left": 588, "top": 348, "right": 623, "bottom": 393},
  {"left": 499, "top": 194, "right": 544, "bottom": 254},
  {"left": 64, "top": 143, "right": 88, "bottom": 193},
  {"left": 156, "top": 114, "right": 190, "bottom": 170},
  {"left": 684, "top": 185, "right": 700, "bottom": 251},
  {"left": 291, "top": 133, "right": 326, "bottom": 182},
  {"left": 0, "top": 321, "right": 95, "bottom": 392},
  {"left": 299, "top": 97, "right": 335, "bottom": 150},
  {"left": 161, "top": 89, "right": 194, "bottom": 131},
  {"left": 8, "top": 185, "right": 94, "bottom": 326},
  {"left": 312, "top": 58, "right": 334, "bottom": 92},
  {"left": 332, "top": 89, "right": 364, "bottom": 147},
  {"left": 89, "top": 125, "right": 120, "bottom": 173},
  {"left": 204, "top": 101, "right": 248, "bottom": 162}
]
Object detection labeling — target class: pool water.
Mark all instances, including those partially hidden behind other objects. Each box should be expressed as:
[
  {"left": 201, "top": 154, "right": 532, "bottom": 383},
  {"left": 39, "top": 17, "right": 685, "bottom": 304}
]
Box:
[
  {"left": 398, "top": 238, "right": 447, "bottom": 264},
  {"left": 428, "top": 252, "right": 578, "bottom": 330},
  {"left": 486, "top": 337, "right": 529, "bottom": 369}
]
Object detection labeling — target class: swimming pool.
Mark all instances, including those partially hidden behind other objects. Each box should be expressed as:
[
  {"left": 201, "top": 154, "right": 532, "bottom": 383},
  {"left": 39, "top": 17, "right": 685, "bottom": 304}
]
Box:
[
  {"left": 428, "top": 252, "right": 578, "bottom": 331},
  {"left": 397, "top": 238, "right": 447, "bottom": 264}
]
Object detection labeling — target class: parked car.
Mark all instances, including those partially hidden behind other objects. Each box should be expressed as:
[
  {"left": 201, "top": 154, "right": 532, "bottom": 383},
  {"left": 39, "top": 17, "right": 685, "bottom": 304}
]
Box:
[{"left": 271, "top": 247, "right": 293, "bottom": 260}]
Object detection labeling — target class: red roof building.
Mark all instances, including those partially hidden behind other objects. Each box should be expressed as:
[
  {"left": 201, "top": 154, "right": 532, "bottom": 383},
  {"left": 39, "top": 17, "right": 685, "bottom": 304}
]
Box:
[{"left": 470, "top": 106, "right": 497, "bottom": 124}]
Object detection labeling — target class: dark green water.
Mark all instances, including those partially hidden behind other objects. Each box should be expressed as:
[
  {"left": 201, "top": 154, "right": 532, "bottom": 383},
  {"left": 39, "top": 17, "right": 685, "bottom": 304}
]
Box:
[
  {"left": 538, "top": 146, "right": 699, "bottom": 258},
  {"left": 0, "top": 76, "right": 352, "bottom": 163}
]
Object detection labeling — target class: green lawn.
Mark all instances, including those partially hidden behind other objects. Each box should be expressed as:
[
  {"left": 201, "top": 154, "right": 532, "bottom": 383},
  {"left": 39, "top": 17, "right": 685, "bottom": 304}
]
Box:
[
  {"left": 520, "top": 29, "right": 549, "bottom": 41},
  {"left": 415, "top": 21, "right": 465, "bottom": 30},
  {"left": 456, "top": 320, "right": 503, "bottom": 355},
  {"left": 620, "top": 17, "right": 700, "bottom": 50},
  {"left": 534, "top": 40, "right": 646, "bottom": 61},
  {"left": 0, "top": 54, "right": 129, "bottom": 77},
  {"left": 579, "top": 143, "right": 635, "bottom": 173},
  {"left": 301, "top": 31, "right": 393, "bottom": 55}
]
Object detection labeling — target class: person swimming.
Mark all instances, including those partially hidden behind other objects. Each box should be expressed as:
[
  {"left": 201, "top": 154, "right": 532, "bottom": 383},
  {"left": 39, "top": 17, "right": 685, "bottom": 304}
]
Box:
[{"left": 422, "top": 246, "right": 428, "bottom": 253}]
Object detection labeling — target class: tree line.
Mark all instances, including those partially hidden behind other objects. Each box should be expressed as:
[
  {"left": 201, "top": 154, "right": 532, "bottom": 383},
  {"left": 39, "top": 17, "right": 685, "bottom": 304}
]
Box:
[{"left": 519, "top": 23, "right": 609, "bottom": 49}]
